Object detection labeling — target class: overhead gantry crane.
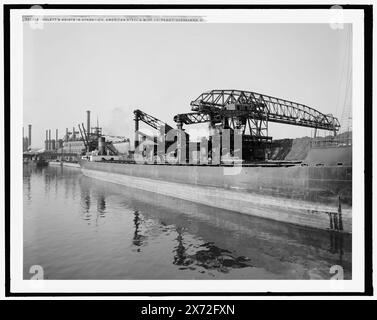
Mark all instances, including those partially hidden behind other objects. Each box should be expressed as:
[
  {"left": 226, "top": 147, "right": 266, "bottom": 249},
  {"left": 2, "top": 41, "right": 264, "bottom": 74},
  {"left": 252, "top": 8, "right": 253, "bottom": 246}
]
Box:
[
  {"left": 173, "top": 89, "right": 341, "bottom": 161},
  {"left": 175, "top": 89, "right": 340, "bottom": 132}
]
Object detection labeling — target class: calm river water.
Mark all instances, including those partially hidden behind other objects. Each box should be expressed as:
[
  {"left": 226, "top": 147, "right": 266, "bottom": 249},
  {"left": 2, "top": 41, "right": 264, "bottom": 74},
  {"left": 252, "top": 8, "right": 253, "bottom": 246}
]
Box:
[{"left": 23, "top": 164, "right": 351, "bottom": 280}]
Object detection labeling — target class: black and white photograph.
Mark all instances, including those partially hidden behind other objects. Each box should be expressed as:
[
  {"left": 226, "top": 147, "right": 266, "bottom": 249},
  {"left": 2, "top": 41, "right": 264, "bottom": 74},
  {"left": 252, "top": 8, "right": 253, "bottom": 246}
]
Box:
[{"left": 2, "top": 3, "right": 373, "bottom": 298}]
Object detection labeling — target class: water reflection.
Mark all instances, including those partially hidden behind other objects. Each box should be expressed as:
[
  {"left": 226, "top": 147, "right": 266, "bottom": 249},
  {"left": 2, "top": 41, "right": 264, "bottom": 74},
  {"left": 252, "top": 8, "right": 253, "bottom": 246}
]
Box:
[
  {"left": 23, "top": 165, "right": 352, "bottom": 279},
  {"left": 132, "top": 210, "right": 146, "bottom": 251},
  {"left": 329, "top": 232, "right": 344, "bottom": 265},
  {"left": 173, "top": 227, "right": 252, "bottom": 274},
  {"left": 80, "top": 189, "right": 91, "bottom": 224},
  {"left": 23, "top": 165, "right": 32, "bottom": 201},
  {"left": 97, "top": 195, "right": 106, "bottom": 215}
]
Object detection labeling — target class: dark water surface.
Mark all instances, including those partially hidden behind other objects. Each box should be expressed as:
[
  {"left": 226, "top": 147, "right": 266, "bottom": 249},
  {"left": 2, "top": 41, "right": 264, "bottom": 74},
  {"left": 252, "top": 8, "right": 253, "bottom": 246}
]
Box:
[{"left": 23, "top": 165, "right": 351, "bottom": 279}]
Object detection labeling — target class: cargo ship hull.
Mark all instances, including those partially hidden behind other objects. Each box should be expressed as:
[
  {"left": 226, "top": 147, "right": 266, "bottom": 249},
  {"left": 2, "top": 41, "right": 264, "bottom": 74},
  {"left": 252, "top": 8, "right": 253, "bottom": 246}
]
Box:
[{"left": 80, "top": 160, "right": 352, "bottom": 233}]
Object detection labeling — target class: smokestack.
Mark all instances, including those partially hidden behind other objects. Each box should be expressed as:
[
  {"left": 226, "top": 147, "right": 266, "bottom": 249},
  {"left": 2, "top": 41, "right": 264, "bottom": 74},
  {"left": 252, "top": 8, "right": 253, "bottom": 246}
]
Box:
[
  {"left": 45, "top": 130, "right": 48, "bottom": 151},
  {"left": 66, "top": 128, "right": 68, "bottom": 142},
  {"left": 28, "top": 124, "right": 32, "bottom": 147},
  {"left": 48, "top": 129, "right": 51, "bottom": 151},
  {"left": 56, "top": 129, "right": 58, "bottom": 150},
  {"left": 73, "top": 127, "right": 76, "bottom": 140},
  {"left": 87, "top": 110, "right": 91, "bottom": 136}
]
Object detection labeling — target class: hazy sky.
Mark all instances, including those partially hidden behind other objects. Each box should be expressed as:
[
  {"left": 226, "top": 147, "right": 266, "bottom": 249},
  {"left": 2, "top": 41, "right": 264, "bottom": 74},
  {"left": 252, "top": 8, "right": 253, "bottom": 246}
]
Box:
[{"left": 23, "top": 22, "right": 352, "bottom": 148}]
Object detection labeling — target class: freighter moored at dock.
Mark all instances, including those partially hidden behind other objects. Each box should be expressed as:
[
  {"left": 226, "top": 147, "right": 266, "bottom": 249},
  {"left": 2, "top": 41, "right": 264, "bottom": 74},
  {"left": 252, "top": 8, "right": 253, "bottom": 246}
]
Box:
[
  {"left": 78, "top": 89, "right": 352, "bottom": 233},
  {"left": 80, "top": 157, "right": 351, "bottom": 233}
]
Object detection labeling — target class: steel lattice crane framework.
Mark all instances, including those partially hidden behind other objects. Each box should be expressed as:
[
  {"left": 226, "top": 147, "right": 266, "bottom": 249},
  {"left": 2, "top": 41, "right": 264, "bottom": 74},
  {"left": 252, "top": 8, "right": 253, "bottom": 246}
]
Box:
[
  {"left": 134, "top": 109, "right": 183, "bottom": 153},
  {"left": 78, "top": 123, "right": 118, "bottom": 155},
  {"left": 174, "top": 90, "right": 341, "bottom": 135},
  {"left": 134, "top": 109, "right": 173, "bottom": 132},
  {"left": 134, "top": 109, "right": 172, "bottom": 150}
]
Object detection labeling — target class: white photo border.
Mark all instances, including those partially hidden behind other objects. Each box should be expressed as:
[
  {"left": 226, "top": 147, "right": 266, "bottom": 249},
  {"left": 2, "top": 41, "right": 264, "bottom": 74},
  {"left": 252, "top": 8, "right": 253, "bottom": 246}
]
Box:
[{"left": 7, "top": 6, "right": 369, "bottom": 295}]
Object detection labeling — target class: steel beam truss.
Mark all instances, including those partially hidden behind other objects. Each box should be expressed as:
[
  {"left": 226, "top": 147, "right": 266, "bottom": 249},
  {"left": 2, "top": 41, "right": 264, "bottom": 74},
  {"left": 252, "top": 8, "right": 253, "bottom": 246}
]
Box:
[
  {"left": 134, "top": 109, "right": 180, "bottom": 158},
  {"left": 174, "top": 89, "right": 340, "bottom": 133},
  {"left": 134, "top": 109, "right": 173, "bottom": 132}
]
